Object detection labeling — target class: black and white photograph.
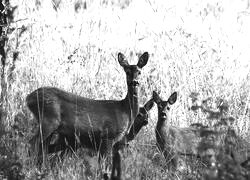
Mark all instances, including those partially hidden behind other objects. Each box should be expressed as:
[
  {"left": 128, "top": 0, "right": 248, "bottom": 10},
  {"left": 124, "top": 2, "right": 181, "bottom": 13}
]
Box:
[{"left": 0, "top": 0, "right": 250, "bottom": 179}]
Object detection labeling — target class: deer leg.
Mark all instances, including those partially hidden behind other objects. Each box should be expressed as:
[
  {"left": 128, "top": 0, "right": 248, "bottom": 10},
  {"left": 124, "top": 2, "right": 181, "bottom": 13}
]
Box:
[
  {"left": 35, "top": 114, "right": 60, "bottom": 167},
  {"left": 111, "top": 147, "right": 121, "bottom": 180},
  {"left": 48, "top": 134, "right": 67, "bottom": 154},
  {"left": 29, "top": 130, "right": 42, "bottom": 165},
  {"left": 99, "top": 138, "right": 112, "bottom": 160},
  {"left": 36, "top": 134, "right": 53, "bottom": 168},
  {"left": 163, "top": 150, "right": 178, "bottom": 171},
  {"left": 170, "top": 156, "right": 178, "bottom": 171},
  {"left": 98, "top": 128, "right": 113, "bottom": 158},
  {"left": 98, "top": 137, "right": 113, "bottom": 176}
]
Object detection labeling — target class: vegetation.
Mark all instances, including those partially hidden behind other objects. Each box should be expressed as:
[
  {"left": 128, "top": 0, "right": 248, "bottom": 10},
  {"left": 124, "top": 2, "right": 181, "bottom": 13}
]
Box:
[{"left": 0, "top": 0, "right": 250, "bottom": 179}]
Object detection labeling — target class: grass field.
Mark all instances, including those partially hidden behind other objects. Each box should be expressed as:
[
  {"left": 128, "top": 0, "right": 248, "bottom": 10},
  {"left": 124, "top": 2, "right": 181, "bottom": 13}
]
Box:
[{"left": 1, "top": 0, "right": 250, "bottom": 179}]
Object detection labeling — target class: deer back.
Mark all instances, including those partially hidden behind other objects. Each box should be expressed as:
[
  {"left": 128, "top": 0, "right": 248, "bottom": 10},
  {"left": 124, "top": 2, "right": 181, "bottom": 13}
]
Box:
[
  {"left": 26, "top": 52, "right": 149, "bottom": 152},
  {"left": 27, "top": 87, "right": 131, "bottom": 140},
  {"left": 167, "top": 126, "right": 202, "bottom": 154}
]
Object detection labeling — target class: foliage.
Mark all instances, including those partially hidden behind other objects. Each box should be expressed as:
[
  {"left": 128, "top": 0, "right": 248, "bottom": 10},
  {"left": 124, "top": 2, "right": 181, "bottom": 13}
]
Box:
[
  {"left": 0, "top": 0, "right": 249, "bottom": 179},
  {"left": 190, "top": 93, "right": 250, "bottom": 180}
]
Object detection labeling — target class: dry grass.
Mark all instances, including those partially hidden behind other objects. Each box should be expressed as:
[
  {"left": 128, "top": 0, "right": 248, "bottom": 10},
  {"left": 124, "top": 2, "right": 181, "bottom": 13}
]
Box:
[{"left": 1, "top": 0, "right": 250, "bottom": 179}]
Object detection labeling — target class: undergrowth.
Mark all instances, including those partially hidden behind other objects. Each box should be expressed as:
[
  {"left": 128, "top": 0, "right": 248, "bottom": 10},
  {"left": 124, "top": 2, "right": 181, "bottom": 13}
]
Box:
[{"left": 0, "top": 0, "right": 250, "bottom": 179}]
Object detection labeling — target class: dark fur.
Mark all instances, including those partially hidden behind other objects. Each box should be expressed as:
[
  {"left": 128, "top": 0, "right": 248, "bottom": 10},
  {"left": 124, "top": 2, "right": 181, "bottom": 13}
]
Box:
[
  {"left": 27, "top": 52, "right": 149, "bottom": 164},
  {"left": 106, "top": 98, "right": 154, "bottom": 180}
]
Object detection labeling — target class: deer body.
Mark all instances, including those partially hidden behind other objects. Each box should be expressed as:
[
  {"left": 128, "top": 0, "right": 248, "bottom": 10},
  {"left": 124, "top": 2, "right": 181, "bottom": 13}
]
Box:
[
  {"left": 156, "top": 122, "right": 201, "bottom": 157},
  {"left": 27, "top": 52, "right": 149, "bottom": 160},
  {"left": 27, "top": 87, "right": 131, "bottom": 146},
  {"left": 153, "top": 91, "right": 203, "bottom": 170}
]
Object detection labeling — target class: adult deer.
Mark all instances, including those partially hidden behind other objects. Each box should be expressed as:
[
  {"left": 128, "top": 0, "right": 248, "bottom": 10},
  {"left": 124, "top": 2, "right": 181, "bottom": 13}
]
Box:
[
  {"left": 153, "top": 91, "right": 204, "bottom": 171},
  {"left": 104, "top": 97, "right": 155, "bottom": 180},
  {"left": 27, "top": 52, "right": 149, "bottom": 163}
]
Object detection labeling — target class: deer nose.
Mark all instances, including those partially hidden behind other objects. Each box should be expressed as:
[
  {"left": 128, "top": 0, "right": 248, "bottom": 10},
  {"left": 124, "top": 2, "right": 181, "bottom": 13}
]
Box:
[
  {"left": 129, "top": 80, "right": 139, "bottom": 86},
  {"left": 160, "top": 112, "right": 167, "bottom": 118}
]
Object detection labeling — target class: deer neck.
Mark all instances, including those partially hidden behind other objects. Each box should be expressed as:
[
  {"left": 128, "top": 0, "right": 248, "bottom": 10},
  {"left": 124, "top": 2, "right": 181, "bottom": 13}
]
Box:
[
  {"left": 125, "top": 81, "right": 139, "bottom": 122},
  {"left": 156, "top": 110, "right": 169, "bottom": 130}
]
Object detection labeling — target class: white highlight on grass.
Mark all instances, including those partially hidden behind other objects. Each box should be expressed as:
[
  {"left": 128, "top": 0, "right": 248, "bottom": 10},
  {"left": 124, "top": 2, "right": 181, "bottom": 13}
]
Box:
[{"left": 12, "top": 0, "right": 250, "bottom": 133}]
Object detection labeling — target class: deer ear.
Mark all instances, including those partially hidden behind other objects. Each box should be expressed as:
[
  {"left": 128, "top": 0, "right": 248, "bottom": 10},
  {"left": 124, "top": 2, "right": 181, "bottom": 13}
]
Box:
[
  {"left": 144, "top": 98, "right": 154, "bottom": 111},
  {"left": 153, "top": 91, "right": 161, "bottom": 104},
  {"left": 137, "top": 52, "right": 149, "bottom": 68},
  {"left": 118, "top": 53, "right": 129, "bottom": 67},
  {"left": 168, "top": 92, "right": 177, "bottom": 105}
]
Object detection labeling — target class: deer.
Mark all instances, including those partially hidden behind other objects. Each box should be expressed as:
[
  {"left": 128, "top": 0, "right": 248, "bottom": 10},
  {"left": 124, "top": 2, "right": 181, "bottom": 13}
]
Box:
[
  {"left": 26, "top": 52, "right": 149, "bottom": 164},
  {"left": 104, "top": 97, "right": 155, "bottom": 180},
  {"left": 153, "top": 91, "right": 206, "bottom": 171}
]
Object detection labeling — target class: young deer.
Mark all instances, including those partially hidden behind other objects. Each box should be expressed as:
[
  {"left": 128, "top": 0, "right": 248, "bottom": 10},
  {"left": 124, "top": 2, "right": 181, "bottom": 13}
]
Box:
[
  {"left": 104, "top": 98, "right": 155, "bottom": 180},
  {"left": 26, "top": 52, "right": 149, "bottom": 163},
  {"left": 113, "top": 97, "right": 154, "bottom": 150},
  {"left": 153, "top": 91, "right": 202, "bottom": 171}
]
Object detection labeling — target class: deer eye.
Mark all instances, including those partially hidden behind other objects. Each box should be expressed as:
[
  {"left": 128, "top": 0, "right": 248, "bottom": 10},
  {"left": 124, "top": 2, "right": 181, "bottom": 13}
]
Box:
[{"left": 167, "top": 107, "right": 170, "bottom": 111}]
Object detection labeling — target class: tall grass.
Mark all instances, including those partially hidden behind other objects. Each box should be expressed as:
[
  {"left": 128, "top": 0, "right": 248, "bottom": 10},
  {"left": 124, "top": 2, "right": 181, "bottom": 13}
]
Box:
[{"left": 1, "top": 0, "right": 250, "bottom": 179}]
